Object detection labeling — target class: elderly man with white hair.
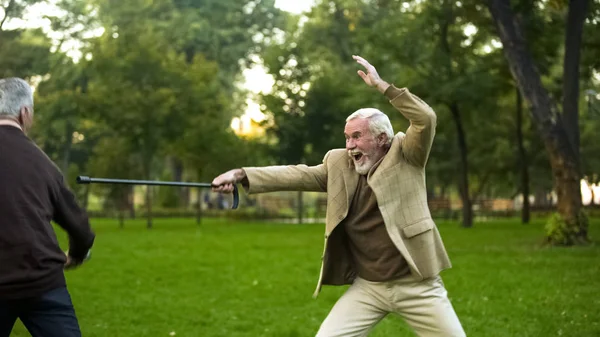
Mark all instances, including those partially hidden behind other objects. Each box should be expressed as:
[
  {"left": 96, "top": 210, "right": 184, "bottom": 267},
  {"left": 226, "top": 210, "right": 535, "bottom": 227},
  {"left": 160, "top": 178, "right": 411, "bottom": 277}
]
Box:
[
  {"left": 212, "top": 55, "right": 465, "bottom": 337},
  {"left": 0, "top": 77, "right": 95, "bottom": 337}
]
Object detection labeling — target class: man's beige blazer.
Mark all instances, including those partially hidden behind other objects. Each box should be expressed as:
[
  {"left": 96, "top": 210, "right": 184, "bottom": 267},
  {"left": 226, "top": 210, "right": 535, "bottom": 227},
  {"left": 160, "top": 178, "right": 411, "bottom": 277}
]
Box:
[{"left": 243, "top": 86, "right": 451, "bottom": 297}]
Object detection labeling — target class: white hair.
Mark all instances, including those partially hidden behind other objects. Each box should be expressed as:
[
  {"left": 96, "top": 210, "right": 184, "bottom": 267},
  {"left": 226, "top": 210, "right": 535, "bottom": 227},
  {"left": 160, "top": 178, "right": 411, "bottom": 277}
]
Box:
[
  {"left": 0, "top": 78, "right": 34, "bottom": 118},
  {"left": 346, "top": 108, "right": 393, "bottom": 145}
]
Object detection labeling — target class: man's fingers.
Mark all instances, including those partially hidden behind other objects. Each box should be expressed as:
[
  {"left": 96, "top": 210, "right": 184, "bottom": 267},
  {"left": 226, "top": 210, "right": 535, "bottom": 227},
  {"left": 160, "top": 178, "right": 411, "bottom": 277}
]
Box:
[
  {"left": 356, "top": 59, "right": 369, "bottom": 69},
  {"left": 352, "top": 55, "right": 371, "bottom": 69},
  {"left": 211, "top": 169, "right": 241, "bottom": 192},
  {"left": 352, "top": 55, "right": 365, "bottom": 65},
  {"left": 218, "top": 184, "right": 233, "bottom": 193},
  {"left": 211, "top": 183, "right": 234, "bottom": 193},
  {"left": 352, "top": 54, "right": 367, "bottom": 64},
  {"left": 211, "top": 175, "right": 230, "bottom": 189},
  {"left": 357, "top": 70, "right": 368, "bottom": 81}
]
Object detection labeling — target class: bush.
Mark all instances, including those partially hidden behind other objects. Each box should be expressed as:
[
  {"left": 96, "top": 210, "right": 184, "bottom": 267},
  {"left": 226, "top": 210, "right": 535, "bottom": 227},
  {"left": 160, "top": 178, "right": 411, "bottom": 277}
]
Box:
[{"left": 544, "top": 209, "right": 590, "bottom": 246}]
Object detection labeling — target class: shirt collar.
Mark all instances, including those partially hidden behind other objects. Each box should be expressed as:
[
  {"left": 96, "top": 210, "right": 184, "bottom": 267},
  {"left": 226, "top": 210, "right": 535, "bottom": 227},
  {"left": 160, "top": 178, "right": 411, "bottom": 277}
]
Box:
[{"left": 0, "top": 119, "right": 23, "bottom": 131}]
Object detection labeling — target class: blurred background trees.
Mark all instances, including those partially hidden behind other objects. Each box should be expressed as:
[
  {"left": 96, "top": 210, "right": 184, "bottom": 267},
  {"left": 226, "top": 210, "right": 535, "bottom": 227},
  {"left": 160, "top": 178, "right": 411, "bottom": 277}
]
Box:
[{"left": 2, "top": 0, "right": 599, "bottom": 244}]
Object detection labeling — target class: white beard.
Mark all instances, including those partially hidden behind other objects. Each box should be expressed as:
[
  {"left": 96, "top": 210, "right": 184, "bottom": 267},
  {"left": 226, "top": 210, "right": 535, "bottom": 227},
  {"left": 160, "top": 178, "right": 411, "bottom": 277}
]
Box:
[
  {"left": 354, "top": 157, "right": 376, "bottom": 175},
  {"left": 349, "top": 151, "right": 377, "bottom": 175},
  {"left": 349, "top": 148, "right": 387, "bottom": 175}
]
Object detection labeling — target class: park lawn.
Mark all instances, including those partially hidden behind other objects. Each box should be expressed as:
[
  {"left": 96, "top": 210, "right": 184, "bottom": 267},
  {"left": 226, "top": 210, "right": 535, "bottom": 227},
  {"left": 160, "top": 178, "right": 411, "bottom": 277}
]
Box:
[{"left": 10, "top": 217, "right": 600, "bottom": 337}]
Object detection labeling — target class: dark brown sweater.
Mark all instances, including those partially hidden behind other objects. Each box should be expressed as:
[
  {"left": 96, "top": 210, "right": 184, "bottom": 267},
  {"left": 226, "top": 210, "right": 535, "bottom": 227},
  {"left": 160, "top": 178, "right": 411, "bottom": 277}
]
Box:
[
  {"left": 343, "top": 175, "right": 410, "bottom": 282},
  {"left": 0, "top": 125, "right": 95, "bottom": 299}
]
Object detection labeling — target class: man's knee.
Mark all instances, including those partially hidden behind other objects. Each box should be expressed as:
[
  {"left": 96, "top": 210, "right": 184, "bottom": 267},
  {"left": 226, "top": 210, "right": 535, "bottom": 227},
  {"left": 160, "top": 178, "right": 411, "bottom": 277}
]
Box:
[
  {"left": 314, "top": 281, "right": 388, "bottom": 337},
  {"left": 421, "top": 308, "right": 465, "bottom": 337}
]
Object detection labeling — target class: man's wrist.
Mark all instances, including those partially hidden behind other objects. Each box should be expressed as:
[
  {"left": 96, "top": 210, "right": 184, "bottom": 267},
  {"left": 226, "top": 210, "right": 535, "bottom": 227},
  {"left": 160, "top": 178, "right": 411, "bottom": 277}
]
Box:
[
  {"left": 234, "top": 169, "right": 246, "bottom": 183},
  {"left": 376, "top": 80, "right": 391, "bottom": 94},
  {"left": 235, "top": 169, "right": 250, "bottom": 189}
]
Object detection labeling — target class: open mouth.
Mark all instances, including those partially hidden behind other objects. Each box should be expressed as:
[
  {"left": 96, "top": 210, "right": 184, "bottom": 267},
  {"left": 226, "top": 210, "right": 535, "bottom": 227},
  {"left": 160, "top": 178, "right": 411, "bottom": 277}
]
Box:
[{"left": 352, "top": 153, "right": 363, "bottom": 161}]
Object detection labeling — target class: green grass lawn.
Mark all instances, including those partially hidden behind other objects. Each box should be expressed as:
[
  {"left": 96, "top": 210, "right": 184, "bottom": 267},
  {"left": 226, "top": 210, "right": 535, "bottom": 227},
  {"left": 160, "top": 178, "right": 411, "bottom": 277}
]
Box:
[{"left": 10, "top": 217, "right": 600, "bottom": 337}]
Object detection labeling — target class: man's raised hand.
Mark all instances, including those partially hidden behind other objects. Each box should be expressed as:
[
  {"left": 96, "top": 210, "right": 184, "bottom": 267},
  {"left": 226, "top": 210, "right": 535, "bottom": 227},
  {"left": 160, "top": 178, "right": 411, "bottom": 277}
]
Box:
[{"left": 352, "top": 55, "right": 390, "bottom": 93}]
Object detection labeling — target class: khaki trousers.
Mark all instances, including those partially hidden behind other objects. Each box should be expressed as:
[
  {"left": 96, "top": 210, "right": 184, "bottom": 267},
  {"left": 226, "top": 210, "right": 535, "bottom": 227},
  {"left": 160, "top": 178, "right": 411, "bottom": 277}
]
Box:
[{"left": 315, "top": 275, "right": 465, "bottom": 337}]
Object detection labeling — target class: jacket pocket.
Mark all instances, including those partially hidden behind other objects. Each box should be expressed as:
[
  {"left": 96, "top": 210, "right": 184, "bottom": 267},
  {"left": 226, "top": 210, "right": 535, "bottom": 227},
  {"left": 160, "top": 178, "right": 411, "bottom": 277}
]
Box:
[{"left": 402, "top": 219, "right": 434, "bottom": 238}]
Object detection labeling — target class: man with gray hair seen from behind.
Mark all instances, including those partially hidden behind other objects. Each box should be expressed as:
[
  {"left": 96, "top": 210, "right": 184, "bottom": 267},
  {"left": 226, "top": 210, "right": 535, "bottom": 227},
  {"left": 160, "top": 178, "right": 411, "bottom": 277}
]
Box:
[
  {"left": 211, "top": 55, "right": 465, "bottom": 336},
  {"left": 0, "top": 77, "right": 95, "bottom": 337}
]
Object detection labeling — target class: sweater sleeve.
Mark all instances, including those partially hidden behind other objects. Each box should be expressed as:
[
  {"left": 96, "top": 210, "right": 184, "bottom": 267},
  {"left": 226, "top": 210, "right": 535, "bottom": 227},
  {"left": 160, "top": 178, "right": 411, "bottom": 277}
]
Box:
[{"left": 51, "top": 175, "right": 95, "bottom": 262}]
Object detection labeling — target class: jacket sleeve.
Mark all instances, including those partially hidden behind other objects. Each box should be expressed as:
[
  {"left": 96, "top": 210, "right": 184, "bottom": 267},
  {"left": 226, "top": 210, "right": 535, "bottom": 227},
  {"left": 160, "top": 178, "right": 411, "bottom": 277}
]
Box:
[
  {"left": 385, "top": 85, "right": 437, "bottom": 168},
  {"left": 242, "top": 151, "right": 330, "bottom": 194}
]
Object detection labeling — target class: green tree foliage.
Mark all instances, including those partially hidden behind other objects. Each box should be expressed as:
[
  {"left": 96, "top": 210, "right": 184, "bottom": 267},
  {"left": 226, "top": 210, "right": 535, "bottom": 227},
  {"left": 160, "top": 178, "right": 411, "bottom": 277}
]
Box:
[
  {"left": 2, "top": 0, "right": 598, "bottom": 236},
  {"left": 0, "top": 0, "right": 52, "bottom": 78}
]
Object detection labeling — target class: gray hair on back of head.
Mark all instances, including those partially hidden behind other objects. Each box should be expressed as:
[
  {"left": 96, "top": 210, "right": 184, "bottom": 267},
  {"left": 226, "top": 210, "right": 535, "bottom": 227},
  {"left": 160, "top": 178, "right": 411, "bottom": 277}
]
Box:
[
  {"left": 0, "top": 78, "right": 34, "bottom": 118},
  {"left": 346, "top": 108, "right": 394, "bottom": 145}
]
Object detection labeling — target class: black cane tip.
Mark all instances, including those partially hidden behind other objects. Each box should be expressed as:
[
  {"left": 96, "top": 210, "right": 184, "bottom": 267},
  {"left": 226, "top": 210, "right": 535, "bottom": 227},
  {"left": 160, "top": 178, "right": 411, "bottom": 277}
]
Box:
[{"left": 76, "top": 176, "right": 91, "bottom": 184}]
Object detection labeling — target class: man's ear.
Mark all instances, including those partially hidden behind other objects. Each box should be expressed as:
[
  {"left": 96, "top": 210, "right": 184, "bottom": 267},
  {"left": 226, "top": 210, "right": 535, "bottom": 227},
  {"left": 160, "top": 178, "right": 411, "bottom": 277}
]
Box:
[
  {"left": 377, "top": 133, "right": 388, "bottom": 147},
  {"left": 19, "top": 106, "right": 33, "bottom": 132}
]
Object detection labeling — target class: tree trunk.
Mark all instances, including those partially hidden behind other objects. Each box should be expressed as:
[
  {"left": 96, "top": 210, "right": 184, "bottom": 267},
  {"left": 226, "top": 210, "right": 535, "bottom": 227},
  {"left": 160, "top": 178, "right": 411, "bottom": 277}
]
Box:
[
  {"left": 439, "top": 2, "right": 472, "bottom": 228},
  {"left": 182, "top": 188, "right": 190, "bottom": 208},
  {"left": 440, "top": 184, "right": 448, "bottom": 199},
  {"left": 0, "top": 0, "right": 15, "bottom": 32},
  {"left": 487, "top": 0, "right": 587, "bottom": 245},
  {"left": 171, "top": 157, "right": 187, "bottom": 207},
  {"left": 450, "top": 102, "right": 473, "bottom": 228},
  {"left": 61, "top": 122, "right": 74, "bottom": 179},
  {"left": 129, "top": 186, "right": 136, "bottom": 219},
  {"left": 516, "top": 88, "right": 530, "bottom": 224},
  {"left": 534, "top": 187, "right": 549, "bottom": 208},
  {"left": 196, "top": 168, "right": 203, "bottom": 224},
  {"left": 562, "top": 0, "right": 588, "bottom": 169},
  {"left": 427, "top": 186, "right": 435, "bottom": 200},
  {"left": 118, "top": 188, "right": 129, "bottom": 228},
  {"left": 118, "top": 209, "right": 125, "bottom": 229},
  {"left": 143, "top": 161, "right": 153, "bottom": 229},
  {"left": 145, "top": 186, "right": 153, "bottom": 229},
  {"left": 472, "top": 171, "right": 492, "bottom": 202},
  {"left": 332, "top": 6, "right": 352, "bottom": 60},
  {"left": 196, "top": 188, "right": 203, "bottom": 225},
  {"left": 82, "top": 185, "right": 90, "bottom": 211},
  {"left": 297, "top": 191, "right": 303, "bottom": 224}
]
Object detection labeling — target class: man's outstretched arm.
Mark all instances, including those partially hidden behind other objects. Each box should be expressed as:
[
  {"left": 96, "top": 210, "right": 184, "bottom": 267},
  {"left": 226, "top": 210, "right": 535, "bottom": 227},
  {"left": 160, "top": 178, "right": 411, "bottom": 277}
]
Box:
[
  {"left": 212, "top": 152, "right": 330, "bottom": 194},
  {"left": 353, "top": 55, "right": 437, "bottom": 168}
]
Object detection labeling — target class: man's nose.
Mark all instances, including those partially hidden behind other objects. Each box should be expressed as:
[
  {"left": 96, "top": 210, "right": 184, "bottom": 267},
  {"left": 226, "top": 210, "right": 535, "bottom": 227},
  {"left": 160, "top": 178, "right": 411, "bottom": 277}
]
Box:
[{"left": 346, "top": 138, "right": 356, "bottom": 149}]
